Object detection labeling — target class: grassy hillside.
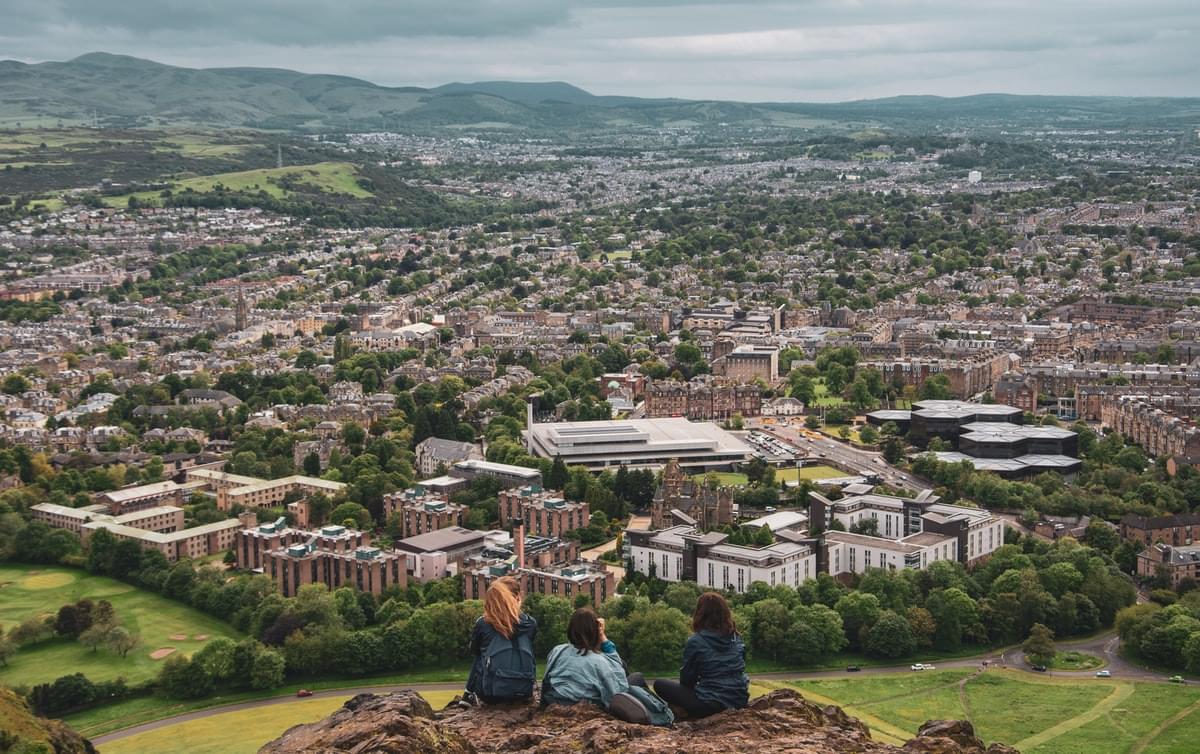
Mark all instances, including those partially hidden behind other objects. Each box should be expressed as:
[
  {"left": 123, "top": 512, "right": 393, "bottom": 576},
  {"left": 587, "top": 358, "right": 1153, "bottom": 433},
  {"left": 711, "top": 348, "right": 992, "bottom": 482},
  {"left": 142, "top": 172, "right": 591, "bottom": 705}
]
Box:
[
  {"left": 0, "top": 564, "right": 242, "bottom": 687},
  {"left": 783, "top": 669, "right": 1200, "bottom": 753},
  {"left": 101, "top": 160, "right": 372, "bottom": 207},
  {"left": 5, "top": 52, "right": 1199, "bottom": 134}
]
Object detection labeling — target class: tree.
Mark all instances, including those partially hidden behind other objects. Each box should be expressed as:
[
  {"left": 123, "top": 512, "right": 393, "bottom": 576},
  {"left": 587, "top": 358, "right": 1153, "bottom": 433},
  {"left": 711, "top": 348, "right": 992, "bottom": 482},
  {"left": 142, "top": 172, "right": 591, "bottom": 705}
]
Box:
[
  {"left": 106, "top": 626, "right": 140, "bottom": 658},
  {"left": 0, "top": 636, "right": 15, "bottom": 667},
  {"left": 158, "top": 655, "right": 213, "bottom": 699},
  {"left": 926, "top": 587, "right": 979, "bottom": 650},
  {"left": 918, "top": 374, "right": 953, "bottom": 400},
  {"left": 1081, "top": 521, "right": 1119, "bottom": 554},
  {"left": 1023, "top": 623, "right": 1056, "bottom": 666},
  {"left": 303, "top": 451, "right": 322, "bottom": 477},
  {"left": 859, "top": 424, "right": 879, "bottom": 445},
  {"left": 329, "top": 501, "right": 373, "bottom": 530},
  {"left": 250, "top": 647, "right": 286, "bottom": 689},
  {"left": 906, "top": 606, "right": 936, "bottom": 648},
  {"left": 55, "top": 603, "right": 92, "bottom": 639},
  {"left": 547, "top": 455, "right": 569, "bottom": 491},
  {"left": 79, "top": 624, "right": 109, "bottom": 653},
  {"left": 865, "top": 610, "right": 917, "bottom": 659},
  {"left": 882, "top": 437, "right": 905, "bottom": 465},
  {"left": 834, "top": 592, "right": 882, "bottom": 649}
]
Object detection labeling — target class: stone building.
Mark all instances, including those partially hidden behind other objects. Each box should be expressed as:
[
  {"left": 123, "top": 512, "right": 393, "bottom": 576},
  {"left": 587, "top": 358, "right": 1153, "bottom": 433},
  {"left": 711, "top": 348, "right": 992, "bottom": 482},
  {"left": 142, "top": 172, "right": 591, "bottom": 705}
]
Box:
[{"left": 650, "top": 459, "right": 734, "bottom": 531}]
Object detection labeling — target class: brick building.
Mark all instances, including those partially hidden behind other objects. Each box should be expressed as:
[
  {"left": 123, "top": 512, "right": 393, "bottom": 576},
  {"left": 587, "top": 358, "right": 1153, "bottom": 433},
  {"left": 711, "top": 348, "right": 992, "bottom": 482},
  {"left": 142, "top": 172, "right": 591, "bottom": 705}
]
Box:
[
  {"left": 498, "top": 485, "right": 589, "bottom": 538},
  {"left": 1120, "top": 513, "right": 1200, "bottom": 547},
  {"left": 1136, "top": 543, "right": 1200, "bottom": 588},
  {"left": 383, "top": 487, "right": 468, "bottom": 538},
  {"left": 237, "top": 521, "right": 405, "bottom": 597},
  {"left": 644, "top": 378, "right": 762, "bottom": 421}
]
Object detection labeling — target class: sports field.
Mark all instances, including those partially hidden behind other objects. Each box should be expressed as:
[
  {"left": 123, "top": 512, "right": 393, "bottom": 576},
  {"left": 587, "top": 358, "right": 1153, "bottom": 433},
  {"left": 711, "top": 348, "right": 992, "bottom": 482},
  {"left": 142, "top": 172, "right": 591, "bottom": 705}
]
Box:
[
  {"left": 776, "top": 465, "right": 844, "bottom": 482},
  {"left": 0, "top": 564, "right": 242, "bottom": 687},
  {"left": 783, "top": 668, "right": 1200, "bottom": 753}
]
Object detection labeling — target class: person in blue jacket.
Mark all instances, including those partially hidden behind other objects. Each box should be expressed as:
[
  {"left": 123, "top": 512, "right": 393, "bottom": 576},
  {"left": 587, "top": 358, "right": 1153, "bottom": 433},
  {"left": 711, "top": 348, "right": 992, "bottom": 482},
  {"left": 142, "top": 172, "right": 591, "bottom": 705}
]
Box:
[
  {"left": 653, "top": 592, "right": 749, "bottom": 718},
  {"left": 541, "top": 607, "right": 651, "bottom": 722}
]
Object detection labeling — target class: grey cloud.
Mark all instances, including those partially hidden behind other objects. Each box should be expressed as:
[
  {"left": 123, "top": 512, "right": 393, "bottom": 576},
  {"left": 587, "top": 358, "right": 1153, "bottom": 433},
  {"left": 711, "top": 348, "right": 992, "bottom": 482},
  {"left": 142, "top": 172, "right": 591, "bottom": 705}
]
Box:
[{"left": 0, "top": 0, "right": 1196, "bottom": 100}]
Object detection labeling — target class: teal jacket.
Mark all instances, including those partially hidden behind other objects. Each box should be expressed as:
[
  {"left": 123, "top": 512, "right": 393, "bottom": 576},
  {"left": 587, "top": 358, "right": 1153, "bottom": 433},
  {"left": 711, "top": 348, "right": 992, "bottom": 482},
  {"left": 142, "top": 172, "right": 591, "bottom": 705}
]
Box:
[{"left": 540, "top": 640, "right": 628, "bottom": 707}]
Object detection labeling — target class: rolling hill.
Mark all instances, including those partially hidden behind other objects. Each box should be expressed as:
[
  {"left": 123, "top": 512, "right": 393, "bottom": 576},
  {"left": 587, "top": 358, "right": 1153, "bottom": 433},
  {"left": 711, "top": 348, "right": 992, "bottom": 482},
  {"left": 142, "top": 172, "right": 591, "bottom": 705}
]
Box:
[{"left": 2, "top": 52, "right": 1199, "bottom": 134}]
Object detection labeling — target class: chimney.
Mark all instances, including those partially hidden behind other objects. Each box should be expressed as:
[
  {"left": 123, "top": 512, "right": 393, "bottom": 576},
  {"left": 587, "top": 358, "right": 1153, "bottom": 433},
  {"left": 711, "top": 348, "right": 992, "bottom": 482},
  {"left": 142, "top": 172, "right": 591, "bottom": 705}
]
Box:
[{"left": 512, "top": 516, "right": 525, "bottom": 569}]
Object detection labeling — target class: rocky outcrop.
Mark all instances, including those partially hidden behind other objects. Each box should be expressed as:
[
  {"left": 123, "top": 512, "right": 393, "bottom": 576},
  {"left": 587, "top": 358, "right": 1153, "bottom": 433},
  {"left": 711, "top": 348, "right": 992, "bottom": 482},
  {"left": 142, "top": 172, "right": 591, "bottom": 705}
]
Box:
[
  {"left": 0, "top": 688, "right": 96, "bottom": 754},
  {"left": 260, "top": 688, "right": 1020, "bottom": 754}
]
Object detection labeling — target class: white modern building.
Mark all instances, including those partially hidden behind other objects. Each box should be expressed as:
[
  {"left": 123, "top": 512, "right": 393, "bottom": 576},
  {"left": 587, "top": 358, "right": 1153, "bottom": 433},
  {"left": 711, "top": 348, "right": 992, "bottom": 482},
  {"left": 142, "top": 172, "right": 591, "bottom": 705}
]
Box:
[
  {"left": 525, "top": 416, "right": 751, "bottom": 471},
  {"left": 625, "top": 525, "right": 817, "bottom": 593}
]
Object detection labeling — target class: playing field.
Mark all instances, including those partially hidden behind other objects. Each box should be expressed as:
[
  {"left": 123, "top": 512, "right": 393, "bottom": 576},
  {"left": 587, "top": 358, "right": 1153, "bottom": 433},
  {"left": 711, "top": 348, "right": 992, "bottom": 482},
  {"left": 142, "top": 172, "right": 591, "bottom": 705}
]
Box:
[
  {"left": 101, "top": 161, "right": 371, "bottom": 207},
  {"left": 0, "top": 564, "right": 242, "bottom": 687},
  {"left": 776, "top": 465, "right": 845, "bottom": 482},
  {"left": 783, "top": 668, "right": 1200, "bottom": 753}
]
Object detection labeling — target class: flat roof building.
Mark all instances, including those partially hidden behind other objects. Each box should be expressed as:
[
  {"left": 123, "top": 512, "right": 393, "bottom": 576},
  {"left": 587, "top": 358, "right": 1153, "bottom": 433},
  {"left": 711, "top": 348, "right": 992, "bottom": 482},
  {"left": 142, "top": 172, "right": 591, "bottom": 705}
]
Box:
[{"left": 525, "top": 417, "right": 751, "bottom": 471}]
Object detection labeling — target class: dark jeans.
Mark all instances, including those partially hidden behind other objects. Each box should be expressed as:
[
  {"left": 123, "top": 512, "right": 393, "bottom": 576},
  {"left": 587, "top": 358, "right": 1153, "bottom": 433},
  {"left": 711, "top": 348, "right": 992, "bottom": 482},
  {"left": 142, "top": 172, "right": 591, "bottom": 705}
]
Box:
[
  {"left": 652, "top": 679, "right": 725, "bottom": 719},
  {"left": 627, "top": 672, "right": 648, "bottom": 689}
]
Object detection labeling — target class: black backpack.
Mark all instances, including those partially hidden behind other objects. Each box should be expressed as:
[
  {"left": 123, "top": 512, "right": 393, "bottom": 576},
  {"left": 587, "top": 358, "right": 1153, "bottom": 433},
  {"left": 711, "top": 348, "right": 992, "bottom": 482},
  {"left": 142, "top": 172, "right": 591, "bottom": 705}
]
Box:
[{"left": 480, "top": 627, "right": 536, "bottom": 701}]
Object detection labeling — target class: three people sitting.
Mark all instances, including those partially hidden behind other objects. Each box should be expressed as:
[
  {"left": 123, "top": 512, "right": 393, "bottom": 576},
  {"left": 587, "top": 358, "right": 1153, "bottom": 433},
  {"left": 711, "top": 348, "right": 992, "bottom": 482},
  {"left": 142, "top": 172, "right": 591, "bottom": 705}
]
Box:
[{"left": 466, "top": 580, "right": 747, "bottom": 725}]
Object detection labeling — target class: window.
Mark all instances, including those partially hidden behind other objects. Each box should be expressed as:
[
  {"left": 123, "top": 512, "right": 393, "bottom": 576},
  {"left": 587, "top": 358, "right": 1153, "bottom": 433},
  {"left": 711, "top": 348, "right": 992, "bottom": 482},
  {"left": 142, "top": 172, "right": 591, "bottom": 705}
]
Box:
[{"left": 708, "top": 562, "right": 714, "bottom": 586}]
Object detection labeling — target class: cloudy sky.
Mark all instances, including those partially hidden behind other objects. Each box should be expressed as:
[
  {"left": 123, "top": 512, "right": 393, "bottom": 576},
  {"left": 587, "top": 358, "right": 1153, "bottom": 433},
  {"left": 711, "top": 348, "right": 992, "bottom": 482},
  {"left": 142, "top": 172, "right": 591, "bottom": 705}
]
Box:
[{"left": 2, "top": 0, "right": 1197, "bottom": 101}]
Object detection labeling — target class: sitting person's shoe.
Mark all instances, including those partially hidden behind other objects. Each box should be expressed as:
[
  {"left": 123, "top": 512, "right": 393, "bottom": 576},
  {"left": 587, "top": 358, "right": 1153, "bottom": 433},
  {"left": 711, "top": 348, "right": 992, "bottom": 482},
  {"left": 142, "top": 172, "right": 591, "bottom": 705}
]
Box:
[{"left": 608, "top": 692, "right": 651, "bottom": 725}]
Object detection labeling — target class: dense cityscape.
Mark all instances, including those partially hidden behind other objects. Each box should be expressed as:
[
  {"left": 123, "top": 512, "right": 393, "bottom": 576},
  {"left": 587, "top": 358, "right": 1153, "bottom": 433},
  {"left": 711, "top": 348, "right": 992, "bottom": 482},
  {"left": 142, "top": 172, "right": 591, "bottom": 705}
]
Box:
[{"left": 2, "top": 16, "right": 1200, "bottom": 754}]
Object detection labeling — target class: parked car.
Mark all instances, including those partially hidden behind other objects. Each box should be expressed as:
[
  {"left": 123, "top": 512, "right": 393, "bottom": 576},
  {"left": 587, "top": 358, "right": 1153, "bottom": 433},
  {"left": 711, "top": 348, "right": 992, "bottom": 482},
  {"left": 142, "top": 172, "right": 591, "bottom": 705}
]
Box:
[
  {"left": 1170, "top": 675, "right": 1186, "bottom": 684},
  {"left": 1095, "top": 670, "right": 1112, "bottom": 678},
  {"left": 846, "top": 665, "right": 861, "bottom": 672},
  {"left": 1031, "top": 665, "right": 1048, "bottom": 672},
  {"left": 911, "top": 663, "right": 926, "bottom": 671},
  {"left": 296, "top": 689, "right": 314, "bottom": 697}
]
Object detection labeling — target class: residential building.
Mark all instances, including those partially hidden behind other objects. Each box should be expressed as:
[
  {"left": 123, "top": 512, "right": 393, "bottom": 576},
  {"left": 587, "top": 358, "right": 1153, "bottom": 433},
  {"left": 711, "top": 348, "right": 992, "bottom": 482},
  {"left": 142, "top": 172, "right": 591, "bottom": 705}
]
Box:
[
  {"left": 1136, "top": 543, "right": 1200, "bottom": 588},
  {"left": 498, "top": 485, "right": 589, "bottom": 538},
  {"left": 415, "top": 437, "right": 482, "bottom": 477},
  {"left": 383, "top": 487, "right": 467, "bottom": 538}
]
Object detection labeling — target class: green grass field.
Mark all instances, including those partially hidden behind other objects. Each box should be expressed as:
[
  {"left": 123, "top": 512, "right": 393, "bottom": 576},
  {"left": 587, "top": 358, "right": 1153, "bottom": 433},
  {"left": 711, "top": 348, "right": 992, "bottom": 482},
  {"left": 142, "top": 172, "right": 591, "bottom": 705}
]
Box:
[
  {"left": 776, "top": 465, "right": 845, "bottom": 482},
  {"left": 98, "top": 682, "right": 780, "bottom": 753},
  {"left": 691, "top": 472, "right": 749, "bottom": 487},
  {"left": 1043, "top": 650, "right": 1105, "bottom": 671},
  {"left": 101, "top": 161, "right": 371, "bottom": 207},
  {"left": 0, "top": 564, "right": 242, "bottom": 687},
  {"left": 785, "top": 669, "right": 1200, "bottom": 753}
]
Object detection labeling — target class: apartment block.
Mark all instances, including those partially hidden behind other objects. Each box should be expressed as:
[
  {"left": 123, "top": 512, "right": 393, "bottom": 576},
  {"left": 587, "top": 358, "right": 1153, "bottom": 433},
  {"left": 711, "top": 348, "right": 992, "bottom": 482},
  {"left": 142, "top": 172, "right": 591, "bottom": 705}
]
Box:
[
  {"left": 498, "top": 485, "right": 589, "bottom": 538},
  {"left": 383, "top": 487, "right": 467, "bottom": 538},
  {"left": 239, "top": 521, "right": 405, "bottom": 597}
]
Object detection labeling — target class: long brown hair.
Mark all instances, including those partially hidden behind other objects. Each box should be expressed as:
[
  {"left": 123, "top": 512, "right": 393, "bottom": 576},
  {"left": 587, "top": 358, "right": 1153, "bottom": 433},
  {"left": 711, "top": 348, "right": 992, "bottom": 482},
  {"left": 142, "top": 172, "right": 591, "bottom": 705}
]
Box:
[
  {"left": 566, "top": 607, "right": 602, "bottom": 654},
  {"left": 484, "top": 576, "right": 522, "bottom": 638},
  {"left": 692, "top": 592, "right": 736, "bottom": 635}
]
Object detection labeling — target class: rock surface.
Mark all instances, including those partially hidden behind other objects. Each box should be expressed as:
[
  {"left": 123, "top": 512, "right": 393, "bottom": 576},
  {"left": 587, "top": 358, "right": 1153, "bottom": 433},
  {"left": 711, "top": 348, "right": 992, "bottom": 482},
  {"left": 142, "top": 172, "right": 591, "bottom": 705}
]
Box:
[
  {"left": 260, "top": 688, "right": 1021, "bottom": 754},
  {"left": 0, "top": 688, "right": 96, "bottom": 754}
]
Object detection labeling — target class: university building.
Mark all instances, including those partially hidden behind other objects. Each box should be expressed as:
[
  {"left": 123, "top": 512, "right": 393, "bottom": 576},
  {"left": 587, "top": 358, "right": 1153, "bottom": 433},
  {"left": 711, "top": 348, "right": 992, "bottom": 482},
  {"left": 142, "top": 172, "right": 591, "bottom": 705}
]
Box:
[{"left": 383, "top": 487, "right": 467, "bottom": 538}]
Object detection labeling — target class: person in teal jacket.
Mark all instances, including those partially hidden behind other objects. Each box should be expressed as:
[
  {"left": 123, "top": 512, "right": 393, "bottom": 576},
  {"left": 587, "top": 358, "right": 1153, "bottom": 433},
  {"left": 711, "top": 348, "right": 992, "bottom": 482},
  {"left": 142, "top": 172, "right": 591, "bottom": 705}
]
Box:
[{"left": 540, "top": 607, "right": 648, "bottom": 711}]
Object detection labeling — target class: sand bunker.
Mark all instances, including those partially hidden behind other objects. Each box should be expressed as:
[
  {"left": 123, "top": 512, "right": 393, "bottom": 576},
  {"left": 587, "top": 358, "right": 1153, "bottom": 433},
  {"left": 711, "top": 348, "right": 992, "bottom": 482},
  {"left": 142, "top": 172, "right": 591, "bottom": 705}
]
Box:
[
  {"left": 193, "top": 634, "right": 209, "bottom": 641},
  {"left": 150, "top": 647, "right": 176, "bottom": 660},
  {"left": 169, "top": 634, "right": 187, "bottom": 641}
]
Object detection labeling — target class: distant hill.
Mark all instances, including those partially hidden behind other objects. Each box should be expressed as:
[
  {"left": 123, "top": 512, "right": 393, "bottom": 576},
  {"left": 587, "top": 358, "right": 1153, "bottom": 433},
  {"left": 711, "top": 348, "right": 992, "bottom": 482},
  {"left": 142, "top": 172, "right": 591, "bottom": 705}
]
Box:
[{"left": 2, "top": 52, "right": 1199, "bottom": 133}]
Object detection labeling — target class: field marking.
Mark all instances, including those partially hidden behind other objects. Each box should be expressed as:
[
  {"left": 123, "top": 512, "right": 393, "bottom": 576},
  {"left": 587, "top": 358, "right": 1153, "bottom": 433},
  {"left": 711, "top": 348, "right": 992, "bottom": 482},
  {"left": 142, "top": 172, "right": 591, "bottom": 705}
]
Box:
[
  {"left": 1012, "top": 682, "right": 1134, "bottom": 751},
  {"left": 1129, "top": 697, "right": 1200, "bottom": 754}
]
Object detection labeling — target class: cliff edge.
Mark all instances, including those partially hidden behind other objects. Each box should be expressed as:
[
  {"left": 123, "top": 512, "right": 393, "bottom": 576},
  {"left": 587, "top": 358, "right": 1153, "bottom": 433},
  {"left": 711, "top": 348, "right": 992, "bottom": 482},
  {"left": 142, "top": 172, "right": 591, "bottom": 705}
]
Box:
[{"left": 259, "top": 688, "right": 1019, "bottom": 754}]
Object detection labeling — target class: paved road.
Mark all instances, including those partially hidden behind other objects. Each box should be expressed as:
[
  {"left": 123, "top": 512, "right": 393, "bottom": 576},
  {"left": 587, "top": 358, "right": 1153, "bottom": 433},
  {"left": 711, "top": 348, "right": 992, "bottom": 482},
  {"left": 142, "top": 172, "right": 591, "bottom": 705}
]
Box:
[
  {"left": 580, "top": 515, "right": 650, "bottom": 581},
  {"left": 95, "top": 631, "right": 1186, "bottom": 746}
]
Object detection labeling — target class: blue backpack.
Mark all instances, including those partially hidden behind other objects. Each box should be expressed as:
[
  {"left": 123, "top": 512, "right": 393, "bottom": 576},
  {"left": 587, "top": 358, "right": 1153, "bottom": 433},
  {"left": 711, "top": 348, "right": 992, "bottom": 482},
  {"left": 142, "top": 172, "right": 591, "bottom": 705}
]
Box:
[{"left": 480, "top": 628, "right": 536, "bottom": 701}]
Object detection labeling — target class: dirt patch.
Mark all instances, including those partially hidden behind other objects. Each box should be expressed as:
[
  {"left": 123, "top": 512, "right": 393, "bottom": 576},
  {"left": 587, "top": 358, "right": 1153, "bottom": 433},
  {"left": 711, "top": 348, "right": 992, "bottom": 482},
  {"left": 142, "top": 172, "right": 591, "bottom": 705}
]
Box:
[
  {"left": 193, "top": 634, "right": 209, "bottom": 641},
  {"left": 150, "top": 647, "right": 176, "bottom": 660},
  {"left": 169, "top": 634, "right": 187, "bottom": 641}
]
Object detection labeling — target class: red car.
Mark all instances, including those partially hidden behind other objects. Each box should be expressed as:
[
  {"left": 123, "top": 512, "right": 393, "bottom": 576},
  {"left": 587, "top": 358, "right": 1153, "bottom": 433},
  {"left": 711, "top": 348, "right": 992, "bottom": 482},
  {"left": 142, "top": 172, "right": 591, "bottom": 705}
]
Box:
[{"left": 296, "top": 689, "right": 314, "bottom": 697}]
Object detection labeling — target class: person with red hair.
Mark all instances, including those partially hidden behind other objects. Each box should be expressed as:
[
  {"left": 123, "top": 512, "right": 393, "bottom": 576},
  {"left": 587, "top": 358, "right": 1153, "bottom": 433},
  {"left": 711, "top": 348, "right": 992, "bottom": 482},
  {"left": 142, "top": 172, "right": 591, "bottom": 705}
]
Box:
[{"left": 465, "top": 576, "right": 538, "bottom": 704}]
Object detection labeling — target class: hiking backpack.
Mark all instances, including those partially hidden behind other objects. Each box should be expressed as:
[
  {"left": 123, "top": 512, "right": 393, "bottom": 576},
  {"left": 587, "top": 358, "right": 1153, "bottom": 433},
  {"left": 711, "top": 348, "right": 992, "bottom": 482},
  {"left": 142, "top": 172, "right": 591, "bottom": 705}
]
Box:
[{"left": 480, "top": 628, "right": 536, "bottom": 700}]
